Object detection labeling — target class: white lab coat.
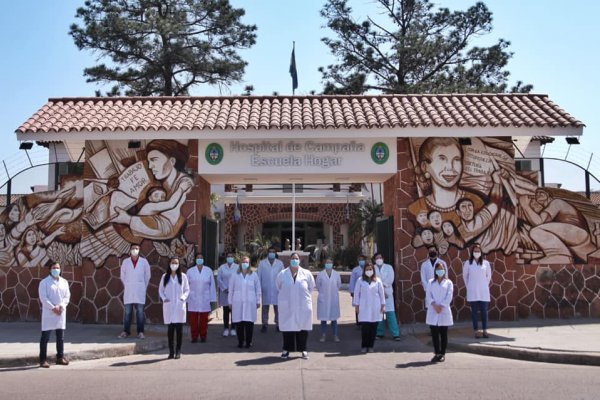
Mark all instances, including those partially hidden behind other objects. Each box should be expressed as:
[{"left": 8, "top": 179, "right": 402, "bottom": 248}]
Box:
[
  {"left": 257, "top": 258, "right": 284, "bottom": 305},
  {"left": 316, "top": 269, "right": 341, "bottom": 321},
  {"left": 462, "top": 260, "right": 492, "bottom": 302},
  {"left": 228, "top": 271, "right": 262, "bottom": 323},
  {"left": 352, "top": 277, "right": 385, "bottom": 323},
  {"left": 217, "top": 263, "right": 239, "bottom": 306},
  {"left": 420, "top": 258, "right": 449, "bottom": 304},
  {"left": 120, "top": 256, "right": 151, "bottom": 305},
  {"left": 276, "top": 267, "right": 315, "bottom": 332},
  {"left": 377, "top": 263, "right": 395, "bottom": 312},
  {"left": 39, "top": 275, "right": 70, "bottom": 331},
  {"left": 348, "top": 265, "right": 363, "bottom": 294},
  {"left": 425, "top": 278, "right": 454, "bottom": 326},
  {"left": 159, "top": 273, "right": 190, "bottom": 324},
  {"left": 187, "top": 266, "right": 217, "bottom": 312}
]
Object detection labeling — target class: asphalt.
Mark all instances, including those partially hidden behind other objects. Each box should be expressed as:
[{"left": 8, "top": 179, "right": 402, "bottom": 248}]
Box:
[{"left": 2, "top": 288, "right": 599, "bottom": 368}]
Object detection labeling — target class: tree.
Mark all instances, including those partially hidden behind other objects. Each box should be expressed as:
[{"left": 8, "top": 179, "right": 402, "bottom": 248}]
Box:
[
  {"left": 320, "top": 0, "right": 532, "bottom": 94},
  {"left": 70, "top": 0, "right": 257, "bottom": 96}
]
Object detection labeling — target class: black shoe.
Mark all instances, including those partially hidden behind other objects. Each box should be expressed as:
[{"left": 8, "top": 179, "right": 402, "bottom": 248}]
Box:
[
  {"left": 245, "top": 343, "right": 253, "bottom": 349},
  {"left": 168, "top": 353, "right": 174, "bottom": 359},
  {"left": 438, "top": 355, "right": 445, "bottom": 362},
  {"left": 191, "top": 338, "right": 198, "bottom": 343},
  {"left": 200, "top": 338, "right": 207, "bottom": 343},
  {"left": 431, "top": 355, "right": 439, "bottom": 363},
  {"left": 260, "top": 325, "right": 267, "bottom": 333},
  {"left": 174, "top": 352, "right": 181, "bottom": 359},
  {"left": 237, "top": 343, "right": 243, "bottom": 348},
  {"left": 276, "top": 326, "right": 280, "bottom": 332}
]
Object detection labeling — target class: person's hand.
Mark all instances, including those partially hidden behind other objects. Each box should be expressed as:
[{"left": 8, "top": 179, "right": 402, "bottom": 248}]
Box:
[
  {"left": 180, "top": 297, "right": 185, "bottom": 301},
  {"left": 355, "top": 306, "right": 359, "bottom": 314},
  {"left": 180, "top": 179, "right": 193, "bottom": 192},
  {"left": 380, "top": 305, "right": 386, "bottom": 314},
  {"left": 52, "top": 305, "right": 61, "bottom": 315},
  {"left": 435, "top": 305, "right": 443, "bottom": 314},
  {"left": 111, "top": 207, "right": 132, "bottom": 225}
]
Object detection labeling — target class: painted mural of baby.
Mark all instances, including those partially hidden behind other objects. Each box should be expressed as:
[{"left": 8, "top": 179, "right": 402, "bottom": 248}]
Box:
[{"left": 138, "top": 179, "right": 192, "bottom": 216}]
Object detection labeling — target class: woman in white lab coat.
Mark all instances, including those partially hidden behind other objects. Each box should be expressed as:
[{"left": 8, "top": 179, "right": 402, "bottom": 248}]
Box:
[
  {"left": 159, "top": 257, "right": 190, "bottom": 359},
  {"left": 352, "top": 261, "right": 385, "bottom": 353},
  {"left": 38, "top": 260, "right": 71, "bottom": 368},
  {"left": 228, "top": 256, "right": 261, "bottom": 349},
  {"left": 187, "top": 253, "right": 217, "bottom": 343},
  {"left": 276, "top": 252, "right": 315, "bottom": 360},
  {"left": 217, "top": 252, "right": 239, "bottom": 337},
  {"left": 426, "top": 261, "right": 454, "bottom": 362},
  {"left": 462, "top": 243, "right": 492, "bottom": 339},
  {"left": 316, "top": 258, "right": 341, "bottom": 342},
  {"left": 257, "top": 247, "right": 284, "bottom": 332}
]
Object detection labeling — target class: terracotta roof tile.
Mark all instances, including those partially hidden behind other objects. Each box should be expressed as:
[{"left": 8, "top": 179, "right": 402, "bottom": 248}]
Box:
[{"left": 16, "top": 94, "right": 584, "bottom": 134}]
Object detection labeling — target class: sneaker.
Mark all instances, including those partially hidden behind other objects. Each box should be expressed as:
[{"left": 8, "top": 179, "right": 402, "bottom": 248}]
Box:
[
  {"left": 39, "top": 361, "right": 50, "bottom": 368},
  {"left": 200, "top": 338, "right": 207, "bottom": 343},
  {"left": 301, "top": 351, "right": 309, "bottom": 359},
  {"left": 361, "top": 348, "right": 367, "bottom": 354},
  {"left": 137, "top": 332, "right": 145, "bottom": 340},
  {"left": 245, "top": 343, "right": 253, "bottom": 349},
  {"left": 230, "top": 329, "right": 236, "bottom": 337},
  {"left": 367, "top": 347, "right": 374, "bottom": 353},
  {"left": 174, "top": 352, "right": 181, "bottom": 359},
  {"left": 333, "top": 336, "right": 341, "bottom": 343},
  {"left": 281, "top": 351, "right": 289, "bottom": 359},
  {"left": 56, "top": 357, "right": 69, "bottom": 366},
  {"left": 482, "top": 331, "right": 489, "bottom": 339},
  {"left": 168, "top": 353, "right": 174, "bottom": 359},
  {"left": 438, "top": 355, "right": 445, "bottom": 362},
  {"left": 375, "top": 335, "right": 383, "bottom": 340},
  {"left": 118, "top": 332, "right": 129, "bottom": 339},
  {"left": 431, "top": 355, "right": 439, "bottom": 363},
  {"left": 319, "top": 334, "right": 326, "bottom": 343},
  {"left": 223, "top": 329, "right": 230, "bottom": 337},
  {"left": 260, "top": 325, "right": 267, "bottom": 333},
  {"left": 393, "top": 336, "right": 402, "bottom": 341}
]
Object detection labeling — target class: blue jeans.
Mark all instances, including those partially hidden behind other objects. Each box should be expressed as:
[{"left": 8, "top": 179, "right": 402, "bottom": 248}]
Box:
[
  {"left": 40, "top": 329, "right": 64, "bottom": 362},
  {"left": 320, "top": 320, "right": 338, "bottom": 336},
  {"left": 470, "top": 301, "right": 489, "bottom": 331},
  {"left": 124, "top": 303, "right": 145, "bottom": 334},
  {"left": 377, "top": 311, "right": 401, "bottom": 337}
]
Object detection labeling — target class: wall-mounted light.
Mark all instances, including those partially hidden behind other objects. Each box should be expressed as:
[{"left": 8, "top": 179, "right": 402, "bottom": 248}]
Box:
[
  {"left": 128, "top": 140, "right": 141, "bottom": 149},
  {"left": 565, "top": 137, "right": 580, "bottom": 145},
  {"left": 19, "top": 142, "right": 33, "bottom": 150},
  {"left": 458, "top": 137, "right": 472, "bottom": 146}
]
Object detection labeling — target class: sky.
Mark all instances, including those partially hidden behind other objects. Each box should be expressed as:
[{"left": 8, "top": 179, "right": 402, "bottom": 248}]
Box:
[{"left": 1, "top": 0, "right": 599, "bottom": 194}]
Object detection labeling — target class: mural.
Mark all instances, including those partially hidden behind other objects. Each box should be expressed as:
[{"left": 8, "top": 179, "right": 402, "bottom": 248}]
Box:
[
  {"left": 81, "top": 140, "right": 195, "bottom": 266},
  {"left": 409, "top": 137, "right": 600, "bottom": 264}
]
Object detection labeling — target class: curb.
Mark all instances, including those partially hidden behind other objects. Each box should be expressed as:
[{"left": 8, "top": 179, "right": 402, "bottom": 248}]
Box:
[{"left": 0, "top": 339, "right": 167, "bottom": 368}]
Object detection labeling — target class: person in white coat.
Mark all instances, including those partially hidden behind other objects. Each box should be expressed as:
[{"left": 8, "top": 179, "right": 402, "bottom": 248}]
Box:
[
  {"left": 348, "top": 254, "right": 367, "bottom": 326},
  {"left": 187, "top": 253, "right": 217, "bottom": 343},
  {"left": 257, "top": 247, "right": 284, "bottom": 332},
  {"left": 426, "top": 261, "right": 454, "bottom": 362},
  {"left": 38, "top": 260, "right": 71, "bottom": 368},
  {"left": 217, "top": 252, "right": 239, "bottom": 337},
  {"left": 159, "top": 257, "right": 190, "bottom": 359},
  {"left": 374, "top": 253, "right": 401, "bottom": 340},
  {"left": 352, "top": 261, "right": 385, "bottom": 353},
  {"left": 119, "top": 244, "right": 151, "bottom": 339},
  {"left": 420, "top": 246, "right": 448, "bottom": 306},
  {"left": 316, "top": 258, "right": 341, "bottom": 342},
  {"left": 276, "top": 252, "right": 315, "bottom": 360},
  {"left": 463, "top": 243, "right": 492, "bottom": 339},
  {"left": 229, "top": 256, "right": 261, "bottom": 349}
]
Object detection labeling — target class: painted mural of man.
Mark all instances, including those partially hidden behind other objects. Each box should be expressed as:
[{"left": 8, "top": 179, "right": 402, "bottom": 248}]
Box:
[{"left": 520, "top": 188, "right": 595, "bottom": 264}]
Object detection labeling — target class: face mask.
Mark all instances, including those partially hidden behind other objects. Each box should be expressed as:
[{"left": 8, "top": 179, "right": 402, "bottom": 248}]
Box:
[
  {"left": 325, "top": 263, "right": 333, "bottom": 269},
  {"left": 170, "top": 264, "right": 179, "bottom": 272},
  {"left": 196, "top": 258, "right": 204, "bottom": 266},
  {"left": 290, "top": 259, "right": 300, "bottom": 267},
  {"left": 473, "top": 252, "right": 482, "bottom": 259},
  {"left": 268, "top": 252, "right": 276, "bottom": 260},
  {"left": 50, "top": 269, "right": 60, "bottom": 278},
  {"left": 375, "top": 259, "right": 384, "bottom": 266},
  {"left": 226, "top": 257, "right": 234, "bottom": 264},
  {"left": 131, "top": 249, "right": 139, "bottom": 257},
  {"left": 241, "top": 262, "right": 250, "bottom": 270},
  {"left": 358, "top": 260, "right": 365, "bottom": 267},
  {"left": 365, "top": 270, "right": 374, "bottom": 277},
  {"left": 429, "top": 251, "right": 437, "bottom": 258},
  {"left": 435, "top": 269, "right": 445, "bottom": 277}
]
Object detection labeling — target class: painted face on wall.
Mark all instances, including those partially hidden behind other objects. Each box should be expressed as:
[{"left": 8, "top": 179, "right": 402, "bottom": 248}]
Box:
[
  {"left": 442, "top": 221, "right": 455, "bottom": 236},
  {"left": 422, "top": 144, "right": 462, "bottom": 189},
  {"left": 438, "top": 241, "right": 449, "bottom": 255},
  {"left": 25, "top": 229, "right": 37, "bottom": 246},
  {"left": 428, "top": 211, "right": 443, "bottom": 230},
  {"left": 535, "top": 190, "right": 550, "bottom": 207},
  {"left": 420, "top": 229, "right": 434, "bottom": 245},
  {"left": 0, "top": 224, "right": 5, "bottom": 240},
  {"left": 416, "top": 210, "right": 428, "bottom": 226},
  {"left": 8, "top": 205, "right": 20, "bottom": 223},
  {"left": 147, "top": 150, "right": 175, "bottom": 180},
  {"left": 149, "top": 189, "right": 167, "bottom": 203},
  {"left": 457, "top": 200, "right": 474, "bottom": 221}
]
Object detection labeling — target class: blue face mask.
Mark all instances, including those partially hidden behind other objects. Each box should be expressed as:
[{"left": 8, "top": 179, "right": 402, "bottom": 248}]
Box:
[
  {"left": 435, "top": 269, "right": 445, "bottom": 278},
  {"left": 241, "top": 262, "right": 250, "bottom": 270},
  {"left": 290, "top": 259, "right": 300, "bottom": 267},
  {"left": 358, "top": 260, "right": 366, "bottom": 267},
  {"left": 268, "top": 252, "right": 276, "bottom": 260},
  {"left": 325, "top": 263, "right": 333, "bottom": 269},
  {"left": 196, "top": 258, "right": 204, "bottom": 266},
  {"left": 51, "top": 269, "right": 60, "bottom": 278},
  {"left": 226, "top": 257, "right": 234, "bottom": 264}
]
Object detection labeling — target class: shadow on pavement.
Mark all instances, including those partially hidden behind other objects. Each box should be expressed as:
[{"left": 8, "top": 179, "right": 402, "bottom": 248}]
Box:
[
  {"left": 234, "top": 356, "right": 288, "bottom": 366},
  {"left": 110, "top": 357, "right": 166, "bottom": 367},
  {"left": 395, "top": 360, "right": 435, "bottom": 368}
]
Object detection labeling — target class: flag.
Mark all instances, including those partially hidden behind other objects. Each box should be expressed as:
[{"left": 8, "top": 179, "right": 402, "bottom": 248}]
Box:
[
  {"left": 233, "top": 196, "right": 241, "bottom": 223},
  {"left": 289, "top": 43, "right": 298, "bottom": 93}
]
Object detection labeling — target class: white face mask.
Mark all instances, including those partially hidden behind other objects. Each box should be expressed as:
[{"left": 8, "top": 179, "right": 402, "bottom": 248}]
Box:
[
  {"left": 365, "top": 270, "right": 374, "bottom": 277},
  {"left": 131, "top": 249, "right": 140, "bottom": 257},
  {"left": 473, "top": 252, "right": 482, "bottom": 259},
  {"left": 375, "top": 259, "right": 384, "bottom": 266},
  {"left": 170, "top": 264, "right": 179, "bottom": 272}
]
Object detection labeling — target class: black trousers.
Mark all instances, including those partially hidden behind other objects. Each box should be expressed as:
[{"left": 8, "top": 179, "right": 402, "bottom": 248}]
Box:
[
  {"left": 40, "top": 329, "right": 64, "bottom": 362},
  {"left": 282, "top": 331, "right": 309, "bottom": 352},
  {"left": 361, "top": 322, "right": 378, "bottom": 348},
  {"left": 168, "top": 323, "right": 183, "bottom": 355},
  {"left": 236, "top": 321, "right": 254, "bottom": 346},
  {"left": 430, "top": 325, "right": 449, "bottom": 355},
  {"left": 223, "top": 306, "right": 233, "bottom": 329}
]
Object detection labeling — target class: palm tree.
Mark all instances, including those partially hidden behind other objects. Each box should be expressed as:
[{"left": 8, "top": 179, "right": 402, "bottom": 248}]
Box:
[
  {"left": 349, "top": 199, "right": 383, "bottom": 258},
  {"left": 247, "top": 233, "right": 280, "bottom": 264}
]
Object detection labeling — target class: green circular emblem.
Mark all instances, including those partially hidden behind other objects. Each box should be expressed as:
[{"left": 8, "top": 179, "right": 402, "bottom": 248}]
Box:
[
  {"left": 205, "top": 143, "right": 224, "bottom": 165},
  {"left": 371, "top": 142, "right": 389, "bottom": 164}
]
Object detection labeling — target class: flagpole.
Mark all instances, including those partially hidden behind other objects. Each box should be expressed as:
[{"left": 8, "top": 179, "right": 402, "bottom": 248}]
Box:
[
  {"left": 292, "top": 182, "right": 296, "bottom": 251},
  {"left": 292, "top": 41, "right": 295, "bottom": 96}
]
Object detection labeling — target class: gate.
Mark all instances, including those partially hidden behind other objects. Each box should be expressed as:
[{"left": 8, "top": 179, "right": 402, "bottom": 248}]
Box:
[
  {"left": 375, "top": 216, "right": 395, "bottom": 266},
  {"left": 202, "top": 217, "right": 219, "bottom": 269}
]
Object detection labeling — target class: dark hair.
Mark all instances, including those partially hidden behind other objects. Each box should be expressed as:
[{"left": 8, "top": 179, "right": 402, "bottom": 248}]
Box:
[
  {"left": 146, "top": 140, "right": 190, "bottom": 172},
  {"left": 289, "top": 252, "right": 300, "bottom": 267},
  {"left": 357, "top": 254, "right": 367, "bottom": 260},
  {"left": 441, "top": 220, "right": 459, "bottom": 237},
  {"left": 45, "top": 259, "right": 59, "bottom": 268},
  {"left": 427, "top": 210, "right": 441, "bottom": 219},
  {"left": 163, "top": 258, "right": 183, "bottom": 286},
  {"left": 469, "top": 244, "right": 483, "bottom": 265},
  {"left": 361, "top": 261, "right": 377, "bottom": 282},
  {"left": 455, "top": 197, "right": 474, "bottom": 212},
  {"left": 419, "top": 137, "right": 463, "bottom": 165},
  {"left": 267, "top": 247, "right": 278, "bottom": 259}
]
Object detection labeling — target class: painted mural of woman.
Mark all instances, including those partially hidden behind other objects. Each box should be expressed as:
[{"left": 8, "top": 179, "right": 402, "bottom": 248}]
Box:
[{"left": 16, "top": 226, "right": 66, "bottom": 268}]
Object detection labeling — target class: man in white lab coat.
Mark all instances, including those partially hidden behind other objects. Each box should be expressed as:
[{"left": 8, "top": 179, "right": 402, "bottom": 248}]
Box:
[
  {"left": 374, "top": 253, "right": 401, "bottom": 340},
  {"left": 420, "top": 245, "right": 448, "bottom": 307},
  {"left": 257, "top": 247, "right": 284, "bottom": 332},
  {"left": 276, "top": 253, "right": 315, "bottom": 359},
  {"left": 316, "top": 258, "right": 342, "bottom": 342},
  {"left": 118, "top": 244, "right": 151, "bottom": 339},
  {"left": 217, "top": 252, "right": 239, "bottom": 337},
  {"left": 38, "top": 260, "right": 71, "bottom": 368}
]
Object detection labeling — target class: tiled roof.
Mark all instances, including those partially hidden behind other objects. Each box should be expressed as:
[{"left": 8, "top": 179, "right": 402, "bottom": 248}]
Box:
[
  {"left": 532, "top": 136, "right": 555, "bottom": 144},
  {"left": 16, "top": 94, "right": 584, "bottom": 134}
]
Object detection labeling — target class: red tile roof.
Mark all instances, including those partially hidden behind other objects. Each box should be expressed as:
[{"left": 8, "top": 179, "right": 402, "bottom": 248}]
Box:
[{"left": 16, "top": 94, "right": 584, "bottom": 134}]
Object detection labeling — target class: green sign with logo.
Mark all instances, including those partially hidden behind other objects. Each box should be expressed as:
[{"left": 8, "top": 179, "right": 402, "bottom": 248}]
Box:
[
  {"left": 205, "top": 143, "right": 224, "bottom": 165},
  {"left": 371, "top": 142, "right": 389, "bottom": 164}
]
